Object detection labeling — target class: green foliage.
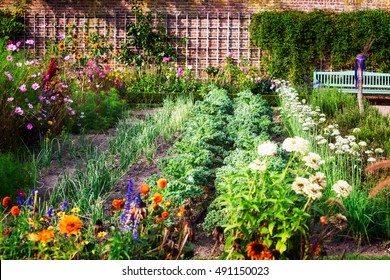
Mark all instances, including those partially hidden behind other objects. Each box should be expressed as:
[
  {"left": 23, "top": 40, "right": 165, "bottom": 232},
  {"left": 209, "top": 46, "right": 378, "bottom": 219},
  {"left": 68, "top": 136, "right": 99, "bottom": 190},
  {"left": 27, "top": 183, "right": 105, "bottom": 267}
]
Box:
[
  {"left": 118, "top": 1, "right": 176, "bottom": 66},
  {"left": 250, "top": 10, "right": 390, "bottom": 84},
  {"left": 158, "top": 88, "right": 234, "bottom": 206},
  {"left": 71, "top": 88, "right": 126, "bottom": 132},
  {"left": 205, "top": 54, "right": 275, "bottom": 95},
  {"left": 227, "top": 90, "right": 274, "bottom": 150},
  {"left": 0, "top": 9, "right": 24, "bottom": 38},
  {"left": 0, "top": 153, "right": 33, "bottom": 198}
]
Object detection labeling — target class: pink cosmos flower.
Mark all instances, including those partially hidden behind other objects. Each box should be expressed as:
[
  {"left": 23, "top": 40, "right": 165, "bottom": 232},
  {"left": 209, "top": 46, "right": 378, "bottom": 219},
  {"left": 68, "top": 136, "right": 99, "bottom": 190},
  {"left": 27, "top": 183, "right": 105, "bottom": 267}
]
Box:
[
  {"left": 25, "top": 39, "right": 34, "bottom": 45},
  {"left": 64, "top": 55, "right": 70, "bottom": 61},
  {"left": 4, "top": 72, "right": 14, "bottom": 81},
  {"left": 16, "top": 62, "right": 22, "bottom": 67},
  {"left": 7, "top": 97, "right": 14, "bottom": 102},
  {"left": 16, "top": 41, "right": 21, "bottom": 47},
  {"left": 28, "top": 103, "right": 33, "bottom": 109},
  {"left": 6, "top": 44, "right": 16, "bottom": 51},
  {"left": 163, "top": 57, "right": 171, "bottom": 62},
  {"left": 7, "top": 55, "right": 13, "bottom": 61},
  {"left": 32, "top": 83, "right": 40, "bottom": 90},
  {"left": 59, "top": 33, "right": 65, "bottom": 39},
  {"left": 27, "top": 123, "right": 33, "bottom": 130},
  {"left": 15, "top": 107, "right": 24, "bottom": 115},
  {"left": 19, "top": 84, "right": 27, "bottom": 92}
]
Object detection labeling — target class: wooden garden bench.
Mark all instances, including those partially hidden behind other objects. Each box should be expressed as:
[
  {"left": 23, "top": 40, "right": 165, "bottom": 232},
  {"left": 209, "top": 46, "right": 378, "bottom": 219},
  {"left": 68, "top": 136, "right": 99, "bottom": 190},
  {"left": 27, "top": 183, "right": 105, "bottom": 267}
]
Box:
[{"left": 313, "top": 70, "right": 390, "bottom": 95}]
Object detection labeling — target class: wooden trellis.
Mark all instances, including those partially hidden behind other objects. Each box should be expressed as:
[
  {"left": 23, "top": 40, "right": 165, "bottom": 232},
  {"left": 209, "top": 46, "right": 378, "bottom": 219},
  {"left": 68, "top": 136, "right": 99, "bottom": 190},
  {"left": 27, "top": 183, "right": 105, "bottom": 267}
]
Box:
[{"left": 21, "top": 11, "right": 261, "bottom": 76}]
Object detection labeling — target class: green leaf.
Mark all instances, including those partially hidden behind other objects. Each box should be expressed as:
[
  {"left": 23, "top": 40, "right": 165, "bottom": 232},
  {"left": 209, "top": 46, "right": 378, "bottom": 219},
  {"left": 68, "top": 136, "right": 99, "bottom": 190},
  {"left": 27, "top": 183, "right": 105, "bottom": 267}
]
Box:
[
  {"left": 268, "top": 222, "right": 275, "bottom": 236},
  {"left": 276, "top": 240, "right": 287, "bottom": 254}
]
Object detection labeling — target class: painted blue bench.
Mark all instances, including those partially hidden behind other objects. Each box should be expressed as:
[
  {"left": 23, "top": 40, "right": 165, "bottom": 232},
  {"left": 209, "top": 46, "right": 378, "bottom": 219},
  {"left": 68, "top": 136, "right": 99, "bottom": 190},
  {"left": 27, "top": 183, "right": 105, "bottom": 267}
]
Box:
[{"left": 313, "top": 70, "right": 390, "bottom": 94}]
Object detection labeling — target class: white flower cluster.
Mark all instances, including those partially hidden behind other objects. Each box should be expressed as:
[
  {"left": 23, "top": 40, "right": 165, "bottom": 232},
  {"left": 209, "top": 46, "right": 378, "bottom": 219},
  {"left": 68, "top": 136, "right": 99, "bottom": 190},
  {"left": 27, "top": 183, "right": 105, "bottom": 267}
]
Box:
[
  {"left": 278, "top": 87, "right": 326, "bottom": 131},
  {"left": 277, "top": 83, "right": 384, "bottom": 161},
  {"left": 292, "top": 172, "right": 327, "bottom": 200}
]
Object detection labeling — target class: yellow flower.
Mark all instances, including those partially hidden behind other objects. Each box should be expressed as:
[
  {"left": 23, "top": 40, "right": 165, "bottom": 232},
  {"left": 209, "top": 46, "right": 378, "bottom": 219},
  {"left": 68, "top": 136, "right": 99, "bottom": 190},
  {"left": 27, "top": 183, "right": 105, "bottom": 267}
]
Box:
[
  {"left": 47, "top": 226, "right": 54, "bottom": 231},
  {"left": 81, "top": 240, "right": 89, "bottom": 246},
  {"left": 97, "top": 231, "right": 107, "bottom": 238},
  {"left": 58, "top": 214, "right": 83, "bottom": 236},
  {"left": 28, "top": 233, "right": 39, "bottom": 242},
  {"left": 71, "top": 207, "right": 80, "bottom": 213},
  {"left": 57, "top": 211, "right": 65, "bottom": 217},
  {"left": 47, "top": 120, "right": 53, "bottom": 125},
  {"left": 58, "top": 43, "right": 66, "bottom": 51},
  {"left": 77, "top": 53, "right": 83, "bottom": 59}
]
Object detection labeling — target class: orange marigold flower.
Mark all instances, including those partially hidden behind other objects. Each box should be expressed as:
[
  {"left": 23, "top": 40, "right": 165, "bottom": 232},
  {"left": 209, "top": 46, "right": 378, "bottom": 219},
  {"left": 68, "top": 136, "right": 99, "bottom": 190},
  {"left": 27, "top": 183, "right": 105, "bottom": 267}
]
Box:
[
  {"left": 179, "top": 205, "right": 185, "bottom": 214},
  {"left": 155, "top": 217, "right": 162, "bottom": 224},
  {"left": 112, "top": 199, "right": 125, "bottom": 210},
  {"left": 37, "top": 229, "right": 55, "bottom": 243},
  {"left": 153, "top": 204, "right": 159, "bottom": 211},
  {"left": 157, "top": 178, "right": 167, "bottom": 189},
  {"left": 10, "top": 206, "right": 20, "bottom": 216},
  {"left": 2, "top": 196, "right": 12, "bottom": 207},
  {"left": 161, "top": 211, "right": 169, "bottom": 219},
  {"left": 140, "top": 183, "right": 150, "bottom": 195},
  {"left": 247, "top": 241, "right": 267, "bottom": 260},
  {"left": 320, "top": 216, "right": 327, "bottom": 225},
  {"left": 58, "top": 214, "right": 82, "bottom": 236},
  {"left": 153, "top": 193, "right": 163, "bottom": 204}
]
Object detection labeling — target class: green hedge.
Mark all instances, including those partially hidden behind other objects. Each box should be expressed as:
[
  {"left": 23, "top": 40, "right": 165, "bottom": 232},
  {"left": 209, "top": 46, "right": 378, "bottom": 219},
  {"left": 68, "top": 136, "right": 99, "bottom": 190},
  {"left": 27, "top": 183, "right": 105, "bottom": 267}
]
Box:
[{"left": 250, "top": 10, "right": 390, "bottom": 84}]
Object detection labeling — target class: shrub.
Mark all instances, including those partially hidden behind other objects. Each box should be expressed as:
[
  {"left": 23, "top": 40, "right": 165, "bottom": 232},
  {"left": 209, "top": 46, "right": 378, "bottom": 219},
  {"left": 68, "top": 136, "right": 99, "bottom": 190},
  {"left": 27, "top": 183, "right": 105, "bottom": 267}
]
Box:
[
  {"left": 0, "top": 153, "right": 33, "bottom": 198},
  {"left": 0, "top": 9, "right": 24, "bottom": 38},
  {"left": 71, "top": 88, "right": 126, "bottom": 133}
]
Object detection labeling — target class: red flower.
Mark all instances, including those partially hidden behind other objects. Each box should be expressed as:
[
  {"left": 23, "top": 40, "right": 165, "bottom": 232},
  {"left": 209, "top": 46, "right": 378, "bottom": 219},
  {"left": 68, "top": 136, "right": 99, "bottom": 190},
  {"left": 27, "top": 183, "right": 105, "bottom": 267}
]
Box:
[
  {"left": 2, "top": 196, "right": 12, "bottom": 208},
  {"left": 112, "top": 199, "right": 125, "bottom": 210},
  {"left": 42, "top": 58, "right": 58, "bottom": 89},
  {"left": 161, "top": 211, "right": 169, "bottom": 219}
]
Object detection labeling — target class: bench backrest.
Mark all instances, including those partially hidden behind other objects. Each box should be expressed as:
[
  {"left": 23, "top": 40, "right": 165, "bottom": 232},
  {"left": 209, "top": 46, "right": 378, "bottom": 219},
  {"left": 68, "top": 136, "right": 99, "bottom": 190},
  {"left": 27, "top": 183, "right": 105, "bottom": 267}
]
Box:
[{"left": 313, "top": 71, "right": 390, "bottom": 92}]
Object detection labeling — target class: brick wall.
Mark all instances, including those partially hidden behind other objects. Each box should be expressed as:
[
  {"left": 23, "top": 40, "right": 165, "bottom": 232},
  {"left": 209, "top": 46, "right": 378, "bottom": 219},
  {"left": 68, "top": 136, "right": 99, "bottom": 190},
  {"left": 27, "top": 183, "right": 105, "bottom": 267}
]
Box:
[
  {"left": 1, "top": 0, "right": 389, "bottom": 75},
  {"left": 2, "top": 0, "right": 389, "bottom": 14}
]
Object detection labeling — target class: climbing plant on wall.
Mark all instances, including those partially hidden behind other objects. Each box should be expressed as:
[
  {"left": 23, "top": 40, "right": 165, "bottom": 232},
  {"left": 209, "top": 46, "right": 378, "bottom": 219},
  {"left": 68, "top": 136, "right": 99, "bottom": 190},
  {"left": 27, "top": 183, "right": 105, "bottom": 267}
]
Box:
[{"left": 250, "top": 10, "right": 390, "bottom": 85}]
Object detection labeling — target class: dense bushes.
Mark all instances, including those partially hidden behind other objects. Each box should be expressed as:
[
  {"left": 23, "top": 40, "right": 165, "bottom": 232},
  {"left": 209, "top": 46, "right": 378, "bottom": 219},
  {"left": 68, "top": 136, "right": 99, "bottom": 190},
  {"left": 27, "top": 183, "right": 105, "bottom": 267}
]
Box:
[
  {"left": 0, "top": 9, "right": 24, "bottom": 38},
  {"left": 250, "top": 10, "right": 390, "bottom": 84}
]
